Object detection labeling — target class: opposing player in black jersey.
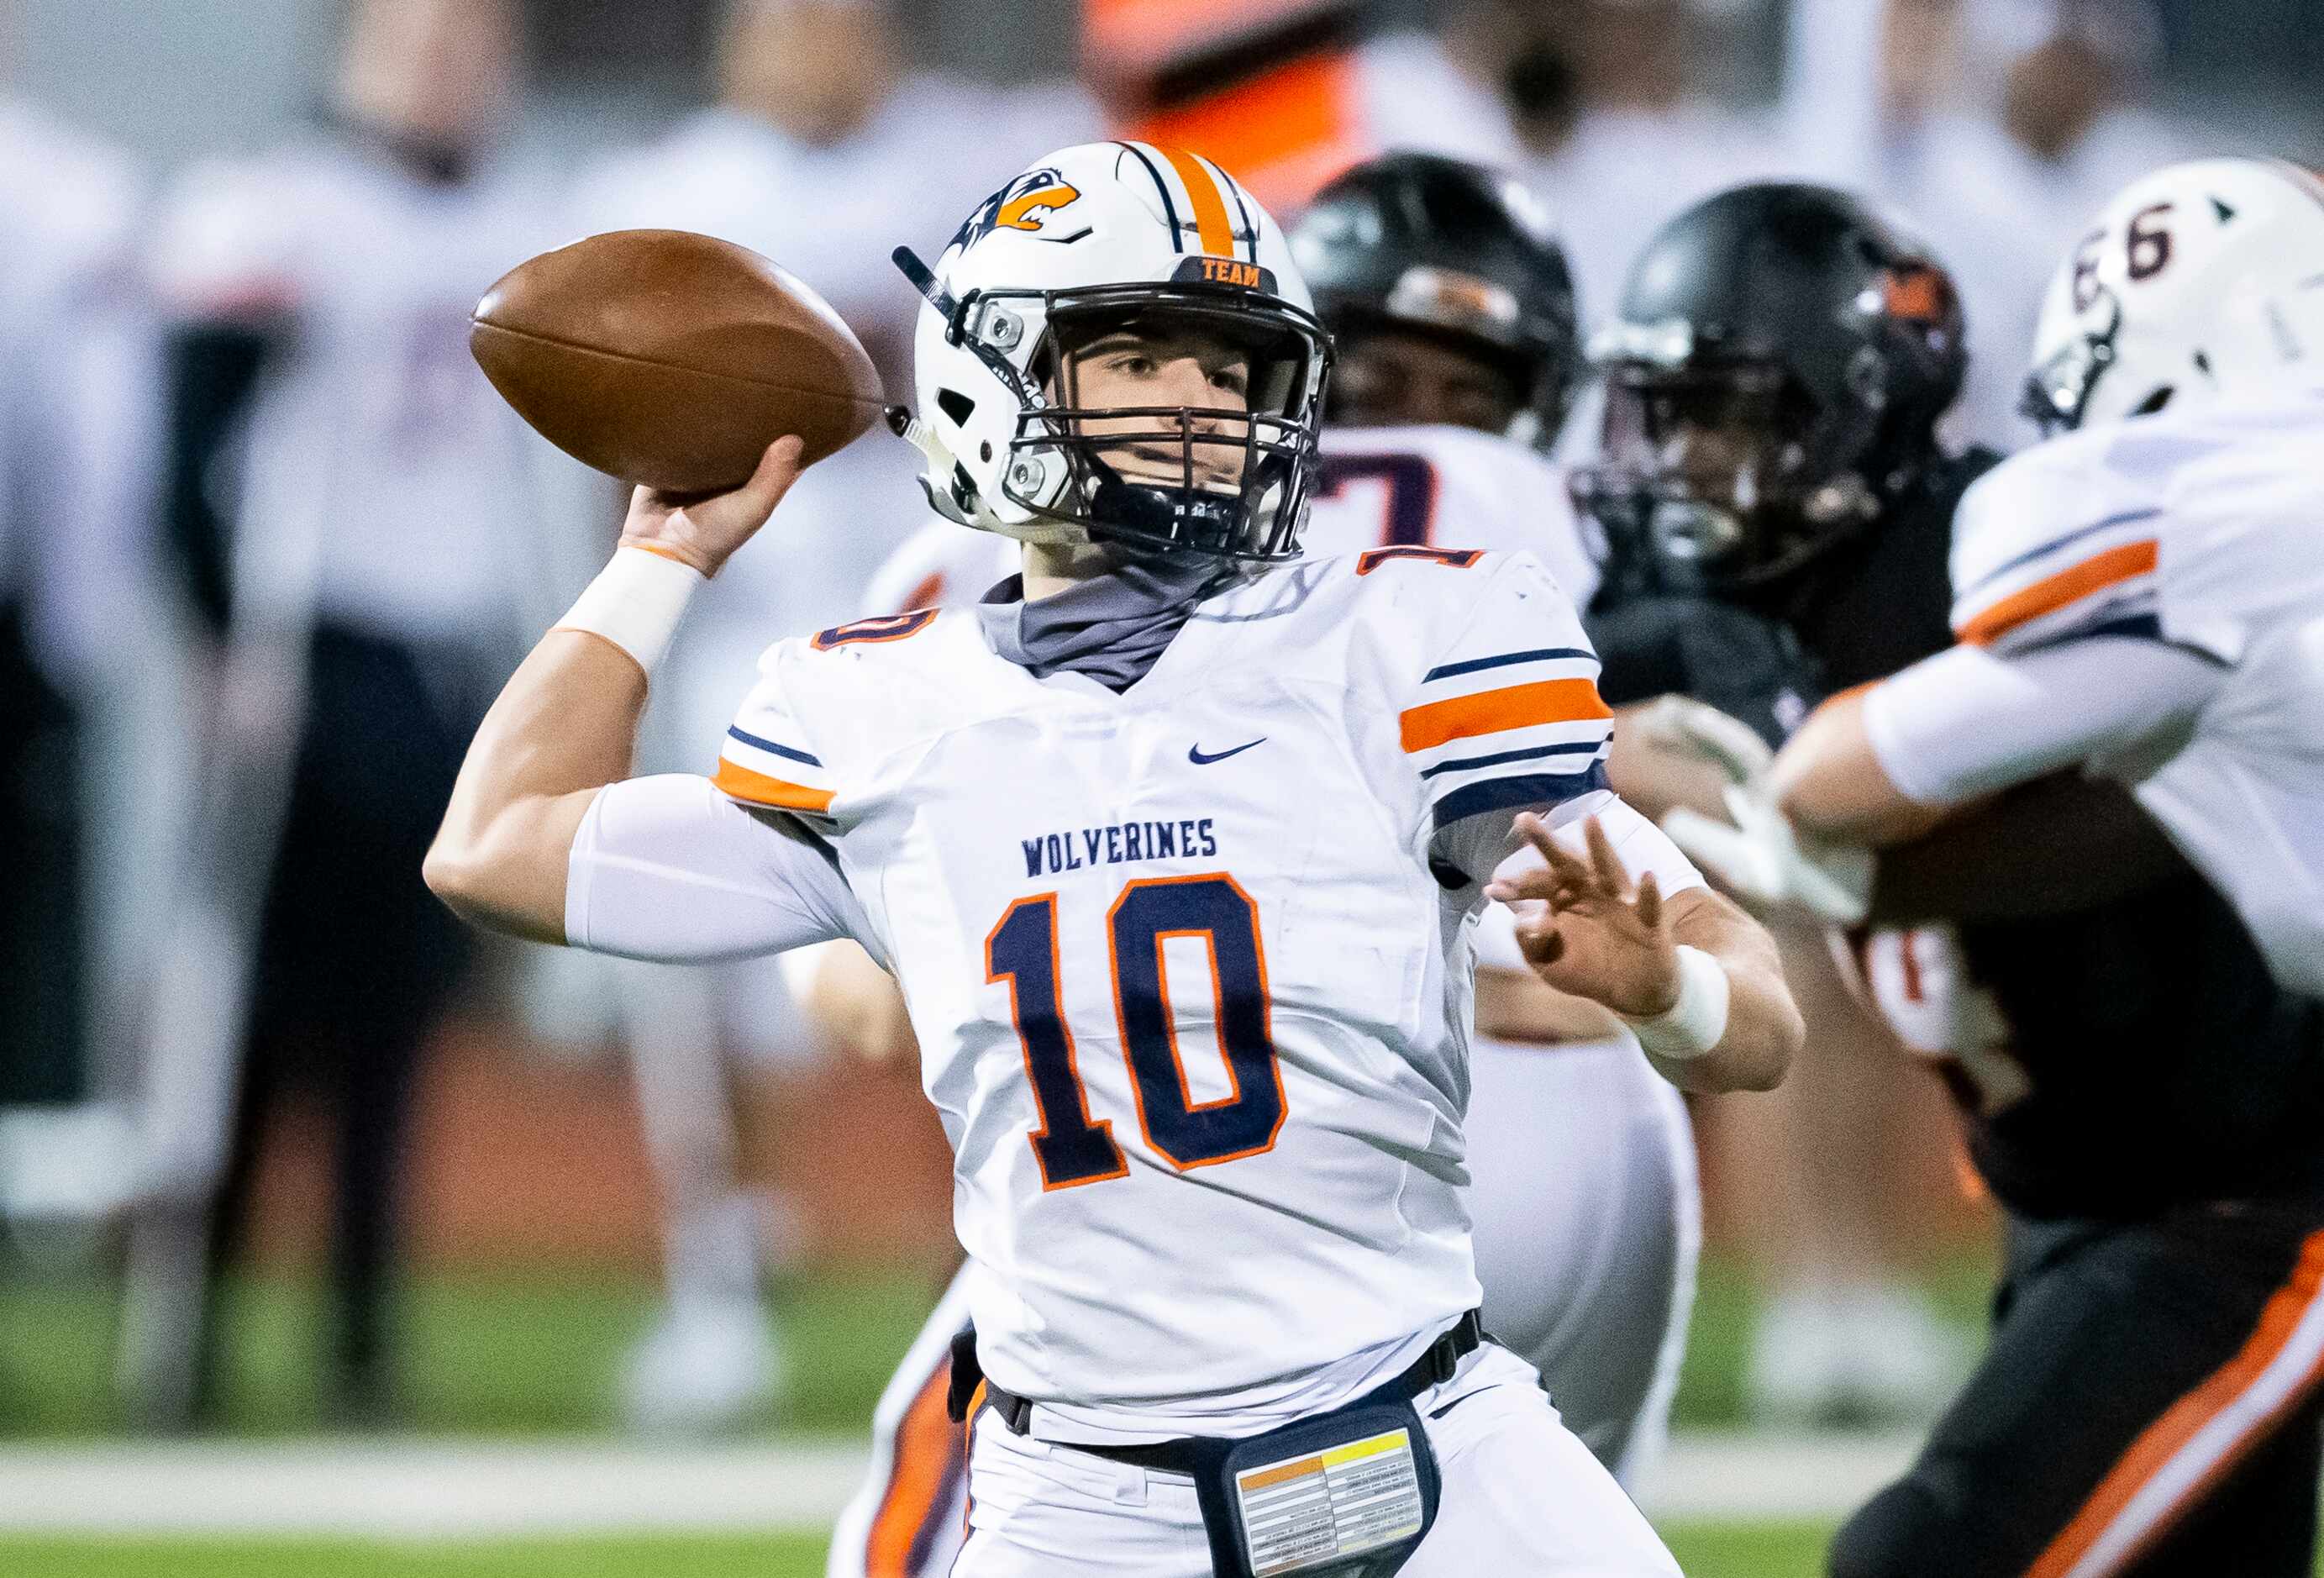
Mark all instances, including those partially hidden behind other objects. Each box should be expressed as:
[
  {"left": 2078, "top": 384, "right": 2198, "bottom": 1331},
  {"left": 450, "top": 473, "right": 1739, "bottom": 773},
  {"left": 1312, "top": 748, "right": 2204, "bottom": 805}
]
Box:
[
  {"left": 1610, "top": 183, "right": 2324, "bottom": 1575},
  {"left": 1579, "top": 182, "right": 1995, "bottom": 1425}
]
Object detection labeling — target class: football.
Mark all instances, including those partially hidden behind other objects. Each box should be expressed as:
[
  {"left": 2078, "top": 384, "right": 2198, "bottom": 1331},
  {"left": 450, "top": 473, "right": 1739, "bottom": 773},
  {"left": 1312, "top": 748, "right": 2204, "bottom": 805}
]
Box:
[{"left": 471, "top": 229, "right": 886, "bottom": 494}]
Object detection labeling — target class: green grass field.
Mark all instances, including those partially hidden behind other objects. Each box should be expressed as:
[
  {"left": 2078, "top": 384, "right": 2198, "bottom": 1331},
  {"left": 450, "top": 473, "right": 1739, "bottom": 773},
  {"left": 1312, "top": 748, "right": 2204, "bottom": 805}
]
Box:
[
  {"left": 0, "top": 1266, "right": 940, "bottom": 1437},
  {"left": 0, "top": 1523, "right": 1838, "bottom": 1577},
  {"left": 0, "top": 1254, "right": 1986, "bottom": 1575},
  {"left": 0, "top": 1252, "right": 1996, "bottom": 1437}
]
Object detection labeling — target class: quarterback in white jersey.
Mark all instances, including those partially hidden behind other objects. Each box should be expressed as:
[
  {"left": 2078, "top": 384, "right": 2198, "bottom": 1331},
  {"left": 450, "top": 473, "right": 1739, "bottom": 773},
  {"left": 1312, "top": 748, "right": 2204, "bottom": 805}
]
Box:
[
  {"left": 429, "top": 142, "right": 1799, "bottom": 1575},
  {"left": 824, "top": 150, "right": 1698, "bottom": 1578},
  {"left": 1754, "top": 160, "right": 2324, "bottom": 1007}
]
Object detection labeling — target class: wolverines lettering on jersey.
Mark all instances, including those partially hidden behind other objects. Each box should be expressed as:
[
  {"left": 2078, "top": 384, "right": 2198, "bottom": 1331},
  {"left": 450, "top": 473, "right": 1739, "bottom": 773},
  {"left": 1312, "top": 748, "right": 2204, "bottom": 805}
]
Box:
[
  {"left": 950, "top": 167, "right": 1091, "bottom": 251},
  {"left": 1022, "top": 817, "right": 1220, "bottom": 878}
]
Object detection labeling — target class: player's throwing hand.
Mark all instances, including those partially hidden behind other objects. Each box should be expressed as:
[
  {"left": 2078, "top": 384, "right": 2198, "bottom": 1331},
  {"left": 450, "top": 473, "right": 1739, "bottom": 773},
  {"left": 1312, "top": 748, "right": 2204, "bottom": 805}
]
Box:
[
  {"left": 1487, "top": 813, "right": 1683, "bottom": 1018},
  {"left": 619, "top": 435, "right": 806, "bottom": 577}
]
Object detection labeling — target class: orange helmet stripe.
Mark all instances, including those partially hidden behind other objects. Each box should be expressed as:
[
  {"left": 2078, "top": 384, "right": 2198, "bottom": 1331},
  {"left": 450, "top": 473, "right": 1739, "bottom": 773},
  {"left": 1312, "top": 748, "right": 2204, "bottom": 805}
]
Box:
[{"left": 1155, "top": 143, "right": 1238, "bottom": 258}]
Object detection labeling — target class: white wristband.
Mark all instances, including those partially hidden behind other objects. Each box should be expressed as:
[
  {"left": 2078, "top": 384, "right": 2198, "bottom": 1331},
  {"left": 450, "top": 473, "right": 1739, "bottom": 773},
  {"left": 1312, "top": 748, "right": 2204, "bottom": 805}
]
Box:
[
  {"left": 552, "top": 544, "right": 706, "bottom": 679},
  {"left": 1621, "top": 944, "right": 1731, "bottom": 1062}
]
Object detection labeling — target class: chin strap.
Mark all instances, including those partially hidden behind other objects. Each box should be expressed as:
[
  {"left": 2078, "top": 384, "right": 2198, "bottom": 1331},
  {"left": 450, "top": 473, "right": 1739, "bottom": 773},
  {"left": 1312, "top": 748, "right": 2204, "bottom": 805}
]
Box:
[
  {"left": 884, "top": 403, "right": 1081, "bottom": 546},
  {"left": 884, "top": 402, "right": 953, "bottom": 472},
  {"left": 883, "top": 403, "right": 972, "bottom": 527},
  {"left": 891, "top": 245, "right": 956, "bottom": 320}
]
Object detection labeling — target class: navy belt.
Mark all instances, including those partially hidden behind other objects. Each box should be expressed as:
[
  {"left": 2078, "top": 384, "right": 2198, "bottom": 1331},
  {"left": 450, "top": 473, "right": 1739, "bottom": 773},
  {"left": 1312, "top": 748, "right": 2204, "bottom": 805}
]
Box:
[{"left": 975, "top": 1311, "right": 1484, "bottom": 1476}]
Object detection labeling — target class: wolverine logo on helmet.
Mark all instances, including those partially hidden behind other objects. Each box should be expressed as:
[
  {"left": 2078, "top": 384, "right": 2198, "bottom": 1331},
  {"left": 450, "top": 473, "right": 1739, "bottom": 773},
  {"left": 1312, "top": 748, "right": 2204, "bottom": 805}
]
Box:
[{"left": 951, "top": 168, "right": 1089, "bottom": 251}]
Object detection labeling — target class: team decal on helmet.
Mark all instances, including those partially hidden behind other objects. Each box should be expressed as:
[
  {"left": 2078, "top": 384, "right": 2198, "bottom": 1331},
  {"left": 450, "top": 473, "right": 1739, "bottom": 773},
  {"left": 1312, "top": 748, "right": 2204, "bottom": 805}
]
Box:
[{"left": 951, "top": 167, "right": 1089, "bottom": 251}]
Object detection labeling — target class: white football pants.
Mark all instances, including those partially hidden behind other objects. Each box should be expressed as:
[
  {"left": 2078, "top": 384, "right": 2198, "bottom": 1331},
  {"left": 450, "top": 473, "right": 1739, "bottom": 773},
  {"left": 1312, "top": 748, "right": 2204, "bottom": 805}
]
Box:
[
  {"left": 827, "top": 1039, "right": 1696, "bottom": 1577},
  {"left": 954, "top": 1344, "right": 1680, "bottom": 1576}
]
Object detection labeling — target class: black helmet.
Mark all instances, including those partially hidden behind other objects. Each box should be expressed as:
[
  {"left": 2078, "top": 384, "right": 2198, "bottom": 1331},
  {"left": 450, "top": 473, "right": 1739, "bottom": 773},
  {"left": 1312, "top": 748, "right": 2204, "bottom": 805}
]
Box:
[
  {"left": 1575, "top": 182, "right": 1967, "bottom": 594},
  {"left": 1289, "top": 152, "right": 1582, "bottom": 445}
]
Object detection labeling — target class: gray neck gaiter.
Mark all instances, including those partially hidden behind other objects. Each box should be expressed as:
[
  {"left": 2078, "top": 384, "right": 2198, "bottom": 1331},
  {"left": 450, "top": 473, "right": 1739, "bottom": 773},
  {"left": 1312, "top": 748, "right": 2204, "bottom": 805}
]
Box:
[{"left": 976, "top": 552, "right": 1236, "bottom": 693}]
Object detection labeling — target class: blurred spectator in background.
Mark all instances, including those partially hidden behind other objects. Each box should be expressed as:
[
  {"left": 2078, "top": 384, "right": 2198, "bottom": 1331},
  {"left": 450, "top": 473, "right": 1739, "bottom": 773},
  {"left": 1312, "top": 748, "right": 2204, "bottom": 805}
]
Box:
[
  {"left": 0, "top": 89, "right": 158, "bottom": 1130},
  {"left": 568, "top": 0, "right": 1096, "bottom": 1431},
  {"left": 1932, "top": 0, "right": 2197, "bottom": 444},
  {"left": 576, "top": 0, "right": 1091, "bottom": 661},
  {"left": 1082, "top": 0, "right": 1521, "bottom": 211},
  {"left": 1460, "top": 0, "right": 1802, "bottom": 329},
  {"left": 117, "top": 0, "right": 566, "bottom": 1430},
  {"left": 1789, "top": 0, "right": 2196, "bottom": 445}
]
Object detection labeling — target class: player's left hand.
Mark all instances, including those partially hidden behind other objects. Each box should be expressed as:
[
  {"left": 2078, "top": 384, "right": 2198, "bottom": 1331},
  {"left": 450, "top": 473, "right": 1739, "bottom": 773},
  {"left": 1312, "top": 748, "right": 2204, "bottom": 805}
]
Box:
[{"left": 1485, "top": 813, "right": 1681, "bottom": 1018}]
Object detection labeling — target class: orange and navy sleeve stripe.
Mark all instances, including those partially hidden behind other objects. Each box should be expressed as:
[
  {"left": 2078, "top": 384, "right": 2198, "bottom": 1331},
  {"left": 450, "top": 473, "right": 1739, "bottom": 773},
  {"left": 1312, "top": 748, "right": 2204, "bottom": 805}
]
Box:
[
  {"left": 1402, "top": 644, "right": 1613, "bottom": 828},
  {"left": 1950, "top": 508, "right": 2164, "bottom": 653},
  {"left": 713, "top": 723, "right": 835, "bottom": 815}
]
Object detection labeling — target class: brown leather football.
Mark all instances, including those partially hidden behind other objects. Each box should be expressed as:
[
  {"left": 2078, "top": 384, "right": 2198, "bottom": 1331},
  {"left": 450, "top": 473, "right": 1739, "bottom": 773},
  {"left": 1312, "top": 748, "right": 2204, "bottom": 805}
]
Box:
[{"left": 471, "top": 229, "right": 885, "bottom": 493}]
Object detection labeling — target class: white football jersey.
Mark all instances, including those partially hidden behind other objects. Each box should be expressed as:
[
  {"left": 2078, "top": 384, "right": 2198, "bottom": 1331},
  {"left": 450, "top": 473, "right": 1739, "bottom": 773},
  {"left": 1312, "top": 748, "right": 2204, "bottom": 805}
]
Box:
[
  {"left": 1945, "top": 386, "right": 2324, "bottom": 996},
  {"left": 149, "top": 138, "right": 568, "bottom": 646},
  {"left": 714, "top": 547, "right": 1617, "bottom": 1435},
  {"left": 865, "top": 423, "right": 1599, "bottom": 616}
]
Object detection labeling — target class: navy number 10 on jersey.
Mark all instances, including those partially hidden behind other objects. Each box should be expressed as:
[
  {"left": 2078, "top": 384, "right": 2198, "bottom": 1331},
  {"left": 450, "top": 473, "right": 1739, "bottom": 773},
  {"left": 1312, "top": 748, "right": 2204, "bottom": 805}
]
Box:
[{"left": 986, "top": 876, "right": 1286, "bottom": 1189}]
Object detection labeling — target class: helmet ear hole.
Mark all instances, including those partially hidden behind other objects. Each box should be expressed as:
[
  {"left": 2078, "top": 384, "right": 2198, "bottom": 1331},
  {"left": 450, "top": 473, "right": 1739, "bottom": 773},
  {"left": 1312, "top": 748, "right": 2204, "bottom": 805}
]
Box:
[
  {"left": 2132, "top": 386, "right": 2175, "bottom": 418},
  {"left": 937, "top": 388, "right": 976, "bottom": 427}
]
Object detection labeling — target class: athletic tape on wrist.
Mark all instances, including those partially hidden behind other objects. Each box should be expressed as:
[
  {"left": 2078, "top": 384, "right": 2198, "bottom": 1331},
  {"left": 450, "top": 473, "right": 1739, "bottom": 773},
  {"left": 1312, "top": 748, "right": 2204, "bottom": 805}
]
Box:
[
  {"left": 551, "top": 544, "right": 707, "bottom": 678},
  {"left": 1621, "top": 944, "right": 1731, "bottom": 1061}
]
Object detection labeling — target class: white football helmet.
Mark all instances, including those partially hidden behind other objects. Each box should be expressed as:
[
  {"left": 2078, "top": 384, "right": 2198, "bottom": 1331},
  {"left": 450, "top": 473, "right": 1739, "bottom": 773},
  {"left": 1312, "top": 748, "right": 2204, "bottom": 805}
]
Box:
[
  {"left": 890, "top": 141, "right": 1332, "bottom": 561},
  {"left": 2024, "top": 157, "right": 2324, "bottom": 434}
]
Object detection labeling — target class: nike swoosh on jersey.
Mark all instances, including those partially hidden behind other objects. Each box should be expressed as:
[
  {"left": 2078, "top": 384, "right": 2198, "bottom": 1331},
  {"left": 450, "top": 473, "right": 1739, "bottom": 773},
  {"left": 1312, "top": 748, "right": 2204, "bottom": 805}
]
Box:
[{"left": 1188, "top": 738, "right": 1266, "bottom": 765}]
